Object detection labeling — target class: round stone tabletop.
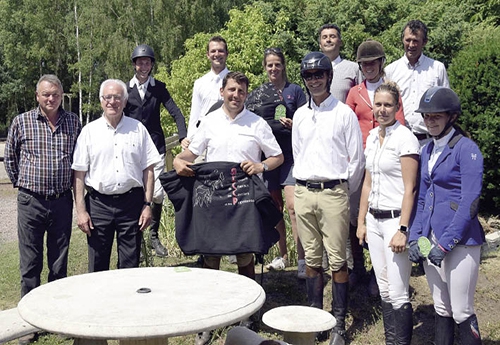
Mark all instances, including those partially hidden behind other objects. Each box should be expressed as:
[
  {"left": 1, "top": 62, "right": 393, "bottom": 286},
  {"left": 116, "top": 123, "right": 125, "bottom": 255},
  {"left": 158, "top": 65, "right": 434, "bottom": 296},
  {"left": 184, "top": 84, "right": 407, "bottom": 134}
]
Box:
[
  {"left": 18, "top": 267, "right": 265, "bottom": 339},
  {"left": 262, "top": 305, "right": 336, "bottom": 333}
]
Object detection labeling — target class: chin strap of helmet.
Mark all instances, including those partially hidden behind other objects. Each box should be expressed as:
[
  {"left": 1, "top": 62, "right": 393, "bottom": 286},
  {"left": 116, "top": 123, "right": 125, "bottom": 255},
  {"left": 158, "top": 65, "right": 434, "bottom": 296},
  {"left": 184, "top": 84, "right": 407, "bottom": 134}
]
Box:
[{"left": 433, "top": 113, "right": 457, "bottom": 139}]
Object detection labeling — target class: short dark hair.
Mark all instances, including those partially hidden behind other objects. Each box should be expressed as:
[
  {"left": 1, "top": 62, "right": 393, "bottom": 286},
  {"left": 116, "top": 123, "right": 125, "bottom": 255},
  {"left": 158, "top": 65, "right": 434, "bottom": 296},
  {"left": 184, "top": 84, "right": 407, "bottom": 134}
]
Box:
[
  {"left": 222, "top": 72, "right": 249, "bottom": 90},
  {"left": 318, "top": 23, "right": 342, "bottom": 42},
  {"left": 207, "top": 35, "right": 228, "bottom": 53},
  {"left": 402, "top": 20, "right": 428, "bottom": 42}
]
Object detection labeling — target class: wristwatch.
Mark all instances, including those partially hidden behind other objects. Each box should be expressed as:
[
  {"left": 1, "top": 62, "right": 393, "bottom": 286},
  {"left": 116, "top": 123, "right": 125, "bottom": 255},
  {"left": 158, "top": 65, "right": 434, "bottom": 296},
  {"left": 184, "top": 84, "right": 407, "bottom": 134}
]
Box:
[
  {"left": 143, "top": 201, "right": 152, "bottom": 207},
  {"left": 399, "top": 225, "right": 408, "bottom": 234},
  {"left": 262, "top": 162, "right": 269, "bottom": 172}
]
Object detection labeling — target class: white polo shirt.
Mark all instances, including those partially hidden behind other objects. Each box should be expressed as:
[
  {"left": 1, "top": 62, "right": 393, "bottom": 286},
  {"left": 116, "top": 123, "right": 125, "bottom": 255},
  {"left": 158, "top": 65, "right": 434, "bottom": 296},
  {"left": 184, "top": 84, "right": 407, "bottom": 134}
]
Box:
[
  {"left": 292, "top": 94, "right": 365, "bottom": 194},
  {"left": 364, "top": 121, "right": 420, "bottom": 210},
  {"left": 189, "top": 106, "right": 282, "bottom": 164},
  {"left": 386, "top": 54, "right": 449, "bottom": 135},
  {"left": 72, "top": 115, "right": 161, "bottom": 195},
  {"left": 188, "top": 67, "right": 230, "bottom": 140}
]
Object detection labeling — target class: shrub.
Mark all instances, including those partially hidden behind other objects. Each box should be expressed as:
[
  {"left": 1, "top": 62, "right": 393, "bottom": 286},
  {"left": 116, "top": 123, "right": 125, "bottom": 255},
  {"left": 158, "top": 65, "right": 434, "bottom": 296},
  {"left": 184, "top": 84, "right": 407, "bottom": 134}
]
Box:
[{"left": 448, "top": 24, "right": 500, "bottom": 213}]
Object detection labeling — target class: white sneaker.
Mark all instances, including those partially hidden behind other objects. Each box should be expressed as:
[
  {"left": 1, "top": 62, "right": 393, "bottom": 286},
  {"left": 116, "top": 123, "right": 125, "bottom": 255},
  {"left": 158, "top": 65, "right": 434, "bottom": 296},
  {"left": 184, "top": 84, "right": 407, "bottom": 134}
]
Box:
[
  {"left": 297, "top": 259, "right": 306, "bottom": 279},
  {"left": 266, "top": 256, "right": 288, "bottom": 271}
]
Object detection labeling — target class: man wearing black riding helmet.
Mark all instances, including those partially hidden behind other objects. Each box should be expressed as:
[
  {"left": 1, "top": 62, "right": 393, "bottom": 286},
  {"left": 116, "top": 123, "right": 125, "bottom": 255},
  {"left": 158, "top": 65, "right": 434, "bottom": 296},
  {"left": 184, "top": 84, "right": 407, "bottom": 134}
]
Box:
[
  {"left": 292, "top": 52, "right": 364, "bottom": 345},
  {"left": 124, "top": 44, "right": 188, "bottom": 258}
]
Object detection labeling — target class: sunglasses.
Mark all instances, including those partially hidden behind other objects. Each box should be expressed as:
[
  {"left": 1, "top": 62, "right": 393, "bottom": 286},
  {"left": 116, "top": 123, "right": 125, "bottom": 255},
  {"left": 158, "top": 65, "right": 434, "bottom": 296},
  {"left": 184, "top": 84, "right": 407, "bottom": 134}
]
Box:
[
  {"left": 302, "top": 71, "right": 326, "bottom": 81},
  {"left": 264, "top": 47, "right": 282, "bottom": 55}
]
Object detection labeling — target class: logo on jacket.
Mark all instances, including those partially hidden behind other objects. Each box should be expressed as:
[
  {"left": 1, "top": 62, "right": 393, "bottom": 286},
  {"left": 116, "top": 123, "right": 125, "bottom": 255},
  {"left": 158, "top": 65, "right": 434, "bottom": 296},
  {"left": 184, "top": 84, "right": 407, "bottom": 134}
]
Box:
[{"left": 194, "top": 171, "right": 224, "bottom": 207}]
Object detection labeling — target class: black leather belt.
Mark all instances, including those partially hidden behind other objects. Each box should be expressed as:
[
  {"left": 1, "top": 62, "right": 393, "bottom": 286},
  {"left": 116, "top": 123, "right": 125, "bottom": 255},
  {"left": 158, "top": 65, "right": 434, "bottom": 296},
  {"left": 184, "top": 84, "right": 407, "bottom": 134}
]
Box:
[
  {"left": 19, "top": 187, "right": 71, "bottom": 201},
  {"left": 413, "top": 132, "right": 430, "bottom": 141},
  {"left": 87, "top": 187, "right": 142, "bottom": 199},
  {"left": 369, "top": 208, "right": 401, "bottom": 219},
  {"left": 296, "top": 179, "right": 346, "bottom": 190}
]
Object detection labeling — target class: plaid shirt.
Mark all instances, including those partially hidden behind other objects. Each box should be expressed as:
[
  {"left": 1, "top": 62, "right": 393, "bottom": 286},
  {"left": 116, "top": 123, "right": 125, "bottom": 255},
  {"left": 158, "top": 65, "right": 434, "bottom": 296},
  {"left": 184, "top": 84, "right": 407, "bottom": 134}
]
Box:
[{"left": 4, "top": 107, "right": 82, "bottom": 195}]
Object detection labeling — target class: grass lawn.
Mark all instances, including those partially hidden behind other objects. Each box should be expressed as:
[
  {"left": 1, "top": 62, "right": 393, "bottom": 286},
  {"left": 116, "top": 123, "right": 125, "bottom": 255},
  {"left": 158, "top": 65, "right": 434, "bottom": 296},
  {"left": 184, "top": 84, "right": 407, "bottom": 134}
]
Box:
[{"left": 1, "top": 202, "right": 500, "bottom": 345}]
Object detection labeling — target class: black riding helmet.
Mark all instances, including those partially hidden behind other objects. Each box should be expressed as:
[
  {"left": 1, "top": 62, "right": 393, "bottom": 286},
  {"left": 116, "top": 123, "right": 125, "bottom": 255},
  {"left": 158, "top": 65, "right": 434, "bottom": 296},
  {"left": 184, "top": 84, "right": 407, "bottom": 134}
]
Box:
[
  {"left": 300, "top": 52, "right": 333, "bottom": 107},
  {"left": 131, "top": 44, "right": 155, "bottom": 63},
  {"left": 416, "top": 86, "right": 461, "bottom": 138}
]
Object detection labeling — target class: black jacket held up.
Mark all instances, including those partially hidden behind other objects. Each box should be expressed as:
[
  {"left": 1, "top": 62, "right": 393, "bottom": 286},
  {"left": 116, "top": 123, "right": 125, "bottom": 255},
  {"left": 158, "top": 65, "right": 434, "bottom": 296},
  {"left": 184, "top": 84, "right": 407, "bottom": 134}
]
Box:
[{"left": 160, "top": 162, "right": 281, "bottom": 256}]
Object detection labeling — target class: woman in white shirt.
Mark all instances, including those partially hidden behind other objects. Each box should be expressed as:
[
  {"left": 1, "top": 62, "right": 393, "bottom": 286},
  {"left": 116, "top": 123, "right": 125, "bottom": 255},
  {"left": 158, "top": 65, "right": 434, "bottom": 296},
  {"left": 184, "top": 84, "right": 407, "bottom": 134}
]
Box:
[{"left": 357, "top": 81, "right": 419, "bottom": 345}]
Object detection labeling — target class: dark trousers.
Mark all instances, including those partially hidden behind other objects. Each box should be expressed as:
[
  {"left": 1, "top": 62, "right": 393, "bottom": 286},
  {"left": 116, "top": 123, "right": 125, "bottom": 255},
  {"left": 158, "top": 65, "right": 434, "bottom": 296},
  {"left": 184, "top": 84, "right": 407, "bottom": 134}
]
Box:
[
  {"left": 86, "top": 188, "right": 144, "bottom": 272},
  {"left": 17, "top": 190, "right": 73, "bottom": 297}
]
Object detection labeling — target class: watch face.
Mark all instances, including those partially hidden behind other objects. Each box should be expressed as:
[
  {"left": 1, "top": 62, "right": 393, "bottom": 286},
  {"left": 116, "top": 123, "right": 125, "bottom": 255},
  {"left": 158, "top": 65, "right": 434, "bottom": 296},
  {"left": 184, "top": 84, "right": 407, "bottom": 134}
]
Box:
[{"left": 399, "top": 225, "right": 408, "bottom": 232}]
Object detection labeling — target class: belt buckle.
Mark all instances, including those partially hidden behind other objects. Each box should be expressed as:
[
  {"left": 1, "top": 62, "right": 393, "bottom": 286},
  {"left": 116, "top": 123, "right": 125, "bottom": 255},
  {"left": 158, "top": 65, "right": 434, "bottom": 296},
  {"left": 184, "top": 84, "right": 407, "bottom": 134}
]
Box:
[{"left": 306, "top": 181, "right": 323, "bottom": 189}]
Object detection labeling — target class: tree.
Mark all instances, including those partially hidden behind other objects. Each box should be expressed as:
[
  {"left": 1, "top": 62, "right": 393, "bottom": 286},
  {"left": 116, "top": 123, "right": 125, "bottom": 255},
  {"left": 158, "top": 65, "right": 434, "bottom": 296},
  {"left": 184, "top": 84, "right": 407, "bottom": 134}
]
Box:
[{"left": 448, "top": 24, "right": 500, "bottom": 212}]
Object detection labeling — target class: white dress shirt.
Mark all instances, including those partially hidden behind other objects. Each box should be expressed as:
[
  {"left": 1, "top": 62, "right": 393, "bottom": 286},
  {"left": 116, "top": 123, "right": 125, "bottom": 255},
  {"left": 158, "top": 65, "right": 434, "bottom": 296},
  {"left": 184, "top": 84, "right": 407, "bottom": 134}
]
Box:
[
  {"left": 130, "top": 75, "right": 154, "bottom": 100},
  {"left": 386, "top": 54, "right": 449, "bottom": 134},
  {"left": 189, "top": 106, "right": 282, "bottom": 164},
  {"left": 292, "top": 94, "right": 365, "bottom": 194},
  {"left": 72, "top": 115, "right": 161, "bottom": 195},
  {"left": 188, "top": 67, "right": 230, "bottom": 140},
  {"left": 428, "top": 128, "right": 456, "bottom": 173},
  {"left": 364, "top": 121, "right": 420, "bottom": 210}
]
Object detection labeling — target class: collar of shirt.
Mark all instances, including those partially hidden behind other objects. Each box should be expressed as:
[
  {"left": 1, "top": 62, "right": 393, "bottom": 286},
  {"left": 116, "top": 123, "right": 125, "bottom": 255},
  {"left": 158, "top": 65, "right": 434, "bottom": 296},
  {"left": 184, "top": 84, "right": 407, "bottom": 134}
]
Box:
[
  {"left": 403, "top": 53, "right": 426, "bottom": 69},
  {"left": 36, "top": 106, "right": 66, "bottom": 127},
  {"left": 310, "top": 94, "right": 336, "bottom": 111},
  {"left": 129, "top": 75, "right": 155, "bottom": 89},
  {"left": 433, "top": 127, "right": 456, "bottom": 150},
  {"left": 377, "top": 120, "right": 401, "bottom": 137},
  {"left": 102, "top": 112, "right": 125, "bottom": 130},
  {"left": 222, "top": 106, "right": 248, "bottom": 122},
  {"left": 209, "top": 67, "right": 229, "bottom": 83},
  {"left": 331, "top": 55, "right": 342, "bottom": 69}
]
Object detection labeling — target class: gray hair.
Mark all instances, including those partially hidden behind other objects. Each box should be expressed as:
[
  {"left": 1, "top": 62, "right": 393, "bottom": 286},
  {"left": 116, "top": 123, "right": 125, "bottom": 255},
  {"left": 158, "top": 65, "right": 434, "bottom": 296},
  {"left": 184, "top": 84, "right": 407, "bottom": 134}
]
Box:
[
  {"left": 36, "top": 74, "right": 63, "bottom": 92},
  {"left": 99, "top": 79, "right": 129, "bottom": 101}
]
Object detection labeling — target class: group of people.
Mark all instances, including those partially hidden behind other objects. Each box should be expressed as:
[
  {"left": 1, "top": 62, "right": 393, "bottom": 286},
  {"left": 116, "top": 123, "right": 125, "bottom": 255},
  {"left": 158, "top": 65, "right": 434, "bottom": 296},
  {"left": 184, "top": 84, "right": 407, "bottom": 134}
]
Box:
[{"left": 4, "top": 18, "right": 485, "bottom": 345}]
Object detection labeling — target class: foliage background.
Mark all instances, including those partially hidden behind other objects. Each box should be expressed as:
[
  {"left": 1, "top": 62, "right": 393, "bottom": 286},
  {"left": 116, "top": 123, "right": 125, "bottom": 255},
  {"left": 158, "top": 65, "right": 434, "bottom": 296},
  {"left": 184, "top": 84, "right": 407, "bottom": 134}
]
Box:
[{"left": 0, "top": 0, "right": 499, "bottom": 210}]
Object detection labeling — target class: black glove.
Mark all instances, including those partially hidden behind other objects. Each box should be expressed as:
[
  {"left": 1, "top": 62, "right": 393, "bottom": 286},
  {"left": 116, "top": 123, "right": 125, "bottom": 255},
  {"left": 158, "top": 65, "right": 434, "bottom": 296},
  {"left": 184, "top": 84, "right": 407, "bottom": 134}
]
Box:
[
  {"left": 408, "top": 241, "right": 425, "bottom": 264},
  {"left": 428, "top": 245, "right": 447, "bottom": 268}
]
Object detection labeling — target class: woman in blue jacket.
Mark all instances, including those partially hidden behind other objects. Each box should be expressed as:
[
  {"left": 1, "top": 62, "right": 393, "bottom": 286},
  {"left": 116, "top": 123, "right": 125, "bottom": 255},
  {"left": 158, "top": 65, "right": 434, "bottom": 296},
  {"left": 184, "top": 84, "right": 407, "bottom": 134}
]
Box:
[{"left": 409, "top": 87, "right": 485, "bottom": 345}]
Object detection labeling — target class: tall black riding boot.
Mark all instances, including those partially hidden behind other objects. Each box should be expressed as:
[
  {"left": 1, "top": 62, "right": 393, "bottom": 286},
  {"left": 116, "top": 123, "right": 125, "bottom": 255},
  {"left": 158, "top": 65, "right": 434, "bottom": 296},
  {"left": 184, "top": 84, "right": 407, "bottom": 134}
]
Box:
[
  {"left": 435, "top": 314, "right": 455, "bottom": 345},
  {"left": 330, "top": 282, "right": 348, "bottom": 345},
  {"left": 457, "top": 314, "right": 482, "bottom": 345},
  {"left": 306, "top": 273, "right": 324, "bottom": 309},
  {"left": 150, "top": 202, "right": 168, "bottom": 257},
  {"left": 349, "top": 223, "right": 366, "bottom": 285},
  {"left": 393, "top": 302, "right": 413, "bottom": 345},
  {"left": 381, "top": 301, "right": 396, "bottom": 345}
]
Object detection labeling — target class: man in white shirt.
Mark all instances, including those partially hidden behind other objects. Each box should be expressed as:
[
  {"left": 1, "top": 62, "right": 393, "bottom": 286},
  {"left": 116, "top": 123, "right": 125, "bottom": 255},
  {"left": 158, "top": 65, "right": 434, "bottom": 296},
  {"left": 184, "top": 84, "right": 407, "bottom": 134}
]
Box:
[
  {"left": 386, "top": 20, "right": 449, "bottom": 141},
  {"left": 175, "top": 72, "right": 283, "bottom": 273},
  {"left": 175, "top": 71, "right": 283, "bottom": 345},
  {"left": 187, "top": 35, "right": 230, "bottom": 141},
  {"left": 292, "top": 52, "right": 364, "bottom": 345},
  {"left": 318, "top": 23, "right": 363, "bottom": 103},
  {"left": 73, "top": 79, "right": 161, "bottom": 273}
]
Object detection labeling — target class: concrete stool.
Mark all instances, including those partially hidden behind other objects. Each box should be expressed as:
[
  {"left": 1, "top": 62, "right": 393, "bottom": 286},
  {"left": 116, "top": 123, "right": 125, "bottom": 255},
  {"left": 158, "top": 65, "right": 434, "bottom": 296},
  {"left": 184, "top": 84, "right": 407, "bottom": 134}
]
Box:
[
  {"left": 262, "top": 306, "right": 336, "bottom": 345},
  {"left": 0, "top": 308, "right": 40, "bottom": 343}
]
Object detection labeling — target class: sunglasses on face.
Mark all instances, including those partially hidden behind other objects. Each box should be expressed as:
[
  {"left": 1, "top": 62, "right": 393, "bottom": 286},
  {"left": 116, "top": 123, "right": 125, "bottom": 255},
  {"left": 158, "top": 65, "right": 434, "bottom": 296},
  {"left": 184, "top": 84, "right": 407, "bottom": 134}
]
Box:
[{"left": 302, "top": 71, "right": 326, "bottom": 81}]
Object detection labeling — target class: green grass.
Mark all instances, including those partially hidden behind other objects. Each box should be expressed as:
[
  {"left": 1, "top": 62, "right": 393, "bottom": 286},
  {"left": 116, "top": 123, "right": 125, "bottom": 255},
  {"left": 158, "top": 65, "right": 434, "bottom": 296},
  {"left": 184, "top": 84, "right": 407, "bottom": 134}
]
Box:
[{"left": 2, "top": 200, "right": 500, "bottom": 345}]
